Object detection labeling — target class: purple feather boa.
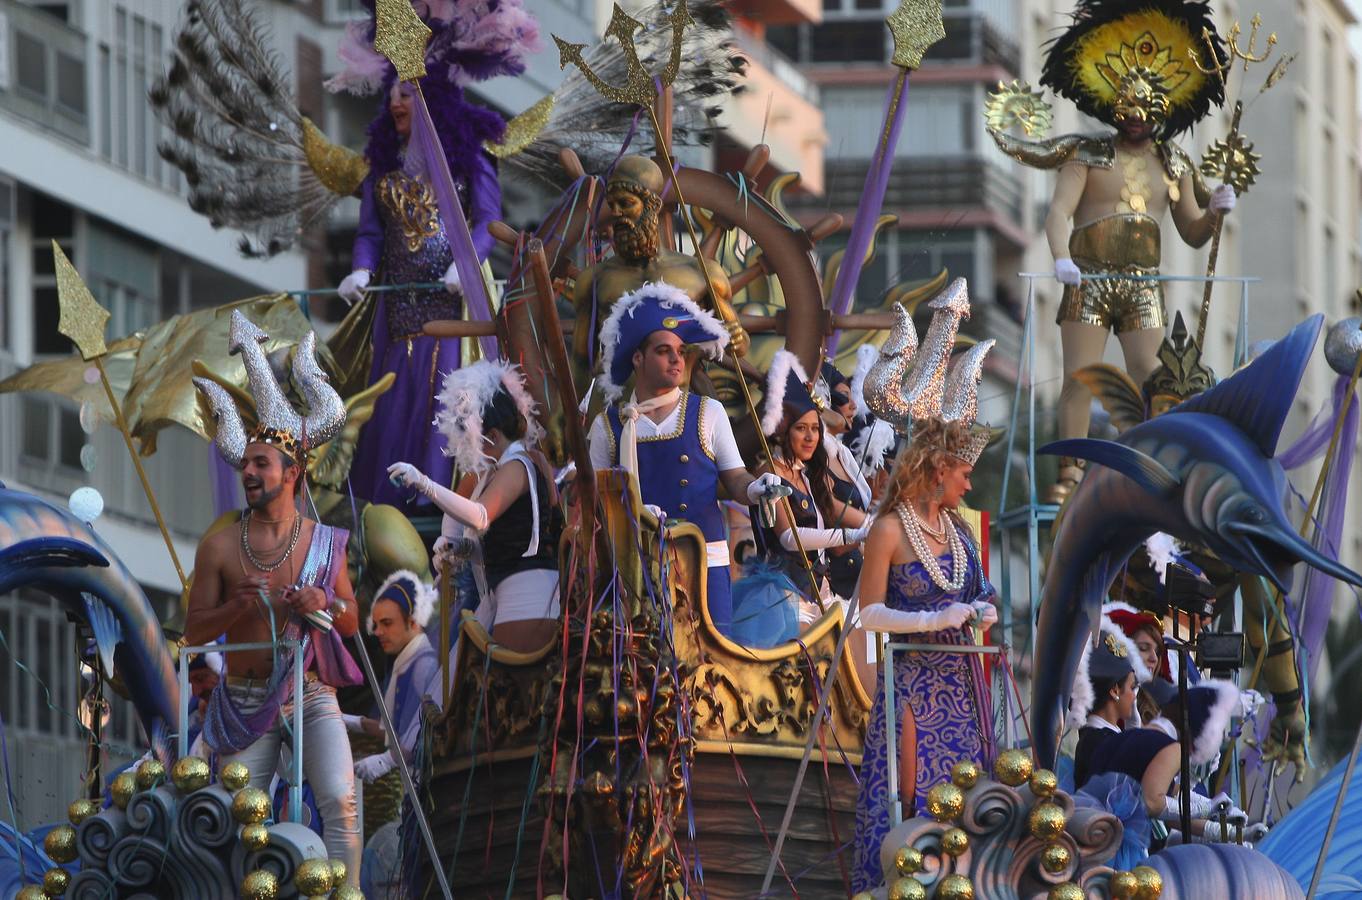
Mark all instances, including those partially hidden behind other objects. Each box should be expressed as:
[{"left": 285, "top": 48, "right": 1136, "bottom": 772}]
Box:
[{"left": 363, "top": 70, "right": 506, "bottom": 184}]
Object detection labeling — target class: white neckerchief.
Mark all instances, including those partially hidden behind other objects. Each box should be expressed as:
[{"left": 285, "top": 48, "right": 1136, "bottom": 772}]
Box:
[
  {"left": 383, "top": 631, "right": 432, "bottom": 749},
  {"left": 618, "top": 388, "right": 682, "bottom": 478},
  {"left": 1085, "top": 714, "right": 1121, "bottom": 734},
  {"left": 771, "top": 450, "right": 823, "bottom": 529}
]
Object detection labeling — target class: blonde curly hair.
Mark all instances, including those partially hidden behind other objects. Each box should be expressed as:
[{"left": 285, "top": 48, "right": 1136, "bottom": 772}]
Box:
[{"left": 885, "top": 418, "right": 977, "bottom": 509}]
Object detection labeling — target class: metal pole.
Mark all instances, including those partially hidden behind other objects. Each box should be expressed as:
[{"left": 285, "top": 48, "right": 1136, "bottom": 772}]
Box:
[
  {"left": 885, "top": 642, "right": 900, "bottom": 826},
  {"left": 291, "top": 637, "right": 304, "bottom": 825},
  {"left": 178, "top": 655, "right": 191, "bottom": 759},
  {"left": 1306, "top": 718, "right": 1362, "bottom": 898},
  {"left": 1178, "top": 629, "right": 1192, "bottom": 840},
  {"left": 348, "top": 633, "right": 454, "bottom": 900},
  {"left": 759, "top": 599, "right": 860, "bottom": 893}
]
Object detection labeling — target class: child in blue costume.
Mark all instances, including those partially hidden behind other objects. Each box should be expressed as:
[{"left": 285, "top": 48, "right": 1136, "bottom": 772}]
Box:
[{"left": 586, "top": 282, "right": 789, "bottom": 631}]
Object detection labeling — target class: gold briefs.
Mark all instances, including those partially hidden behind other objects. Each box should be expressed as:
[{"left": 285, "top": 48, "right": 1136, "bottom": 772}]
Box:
[{"left": 1056, "top": 213, "right": 1166, "bottom": 333}]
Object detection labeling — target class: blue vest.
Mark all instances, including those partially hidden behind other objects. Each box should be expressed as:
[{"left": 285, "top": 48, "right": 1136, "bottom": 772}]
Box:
[{"left": 606, "top": 391, "right": 725, "bottom": 544}]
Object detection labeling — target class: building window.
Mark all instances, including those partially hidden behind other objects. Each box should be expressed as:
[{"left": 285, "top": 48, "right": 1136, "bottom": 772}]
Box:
[
  {"left": 30, "top": 194, "right": 74, "bottom": 356},
  {"left": 0, "top": 177, "right": 12, "bottom": 352}
]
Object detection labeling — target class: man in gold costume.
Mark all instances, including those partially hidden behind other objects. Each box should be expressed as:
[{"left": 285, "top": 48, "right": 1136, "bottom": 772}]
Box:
[
  {"left": 990, "top": 0, "right": 1236, "bottom": 500},
  {"left": 570, "top": 155, "right": 748, "bottom": 396}
]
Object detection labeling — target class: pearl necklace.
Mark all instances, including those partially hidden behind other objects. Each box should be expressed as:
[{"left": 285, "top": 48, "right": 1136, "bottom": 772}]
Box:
[
  {"left": 913, "top": 505, "right": 948, "bottom": 541},
  {"left": 240, "top": 509, "right": 302, "bottom": 573},
  {"left": 896, "top": 502, "right": 966, "bottom": 592}
]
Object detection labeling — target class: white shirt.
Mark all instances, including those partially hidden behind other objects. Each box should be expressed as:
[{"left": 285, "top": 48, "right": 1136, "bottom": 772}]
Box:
[
  {"left": 1085, "top": 714, "right": 1122, "bottom": 734},
  {"left": 588, "top": 392, "right": 746, "bottom": 473}
]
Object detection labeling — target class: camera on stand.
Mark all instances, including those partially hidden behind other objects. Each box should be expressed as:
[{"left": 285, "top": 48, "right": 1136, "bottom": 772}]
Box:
[{"left": 1164, "top": 561, "right": 1246, "bottom": 678}]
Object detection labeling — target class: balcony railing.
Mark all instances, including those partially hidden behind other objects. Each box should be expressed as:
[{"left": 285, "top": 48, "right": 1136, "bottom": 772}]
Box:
[
  {"left": 0, "top": 0, "right": 89, "bottom": 145},
  {"left": 821, "top": 156, "right": 1024, "bottom": 223},
  {"left": 768, "top": 10, "right": 1019, "bottom": 73}
]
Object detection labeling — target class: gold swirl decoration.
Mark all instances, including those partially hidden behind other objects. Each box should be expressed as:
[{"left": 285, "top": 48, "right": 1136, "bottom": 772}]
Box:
[{"left": 984, "top": 80, "right": 1054, "bottom": 136}]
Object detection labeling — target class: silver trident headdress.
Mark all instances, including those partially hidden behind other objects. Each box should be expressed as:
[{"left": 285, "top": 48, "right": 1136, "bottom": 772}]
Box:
[
  {"left": 192, "top": 310, "right": 346, "bottom": 468},
  {"left": 864, "top": 277, "right": 995, "bottom": 465}
]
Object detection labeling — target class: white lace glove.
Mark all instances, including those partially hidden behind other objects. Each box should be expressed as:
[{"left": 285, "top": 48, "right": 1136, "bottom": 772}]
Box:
[
  {"left": 338, "top": 269, "right": 371, "bottom": 304},
  {"left": 746, "top": 472, "right": 793, "bottom": 504},
  {"left": 1209, "top": 183, "right": 1237, "bottom": 214},
  {"left": 388, "top": 462, "right": 490, "bottom": 530},
  {"left": 342, "top": 714, "right": 365, "bottom": 733},
  {"left": 1162, "top": 791, "right": 1224, "bottom": 823},
  {"left": 1055, "top": 258, "right": 1082, "bottom": 286},
  {"left": 859, "top": 600, "right": 976, "bottom": 634},
  {"left": 973, "top": 600, "right": 999, "bottom": 628},
  {"left": 354, "top": 752, "right": 396, "bottom": 783},
  {"left": 1243, "top": 822, "right": 1270, "bottom": 843},
  {"left": 442, "top": 260, "right": 461, "bottom": 293},
  {"left": 777, "top": 524, "right": 870, "bottom": 552}
]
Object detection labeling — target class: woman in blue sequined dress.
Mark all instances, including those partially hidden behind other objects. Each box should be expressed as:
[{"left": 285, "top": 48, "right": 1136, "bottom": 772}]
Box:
[{"left": 851, "top": 417, "right": 999, "bottom": 893}]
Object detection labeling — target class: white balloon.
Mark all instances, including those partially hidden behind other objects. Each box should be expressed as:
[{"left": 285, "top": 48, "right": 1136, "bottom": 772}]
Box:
[{"left": 69, "top": 486, "right": 104, "bottom": 523}]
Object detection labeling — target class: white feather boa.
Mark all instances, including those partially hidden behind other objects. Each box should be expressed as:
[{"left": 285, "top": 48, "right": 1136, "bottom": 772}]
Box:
[
  {"left": 434, "top": 360, "right": 544, "bottom": 477},
  {"left": 851, "top": 418, "right": 898, "bottom": 475}
]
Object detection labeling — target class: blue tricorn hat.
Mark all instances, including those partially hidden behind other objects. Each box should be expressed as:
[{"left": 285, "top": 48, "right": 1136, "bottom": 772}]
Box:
[
  {"left": 761, "top": 350, "right": 820, "bottom": 436},
  {"left": 597, "top": 282, "right": 730, "bottom": 400}
]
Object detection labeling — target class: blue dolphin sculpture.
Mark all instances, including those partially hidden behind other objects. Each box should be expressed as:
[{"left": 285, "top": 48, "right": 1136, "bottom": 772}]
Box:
[
  {"left": 0, "top": 483, "right": 179, "bottom": 763},
  {"left": 1031, "top": 315, "right": 1362, "bottom": 766}
]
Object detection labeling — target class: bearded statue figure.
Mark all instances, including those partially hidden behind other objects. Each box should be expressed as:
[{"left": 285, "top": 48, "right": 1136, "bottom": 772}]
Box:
[{"left": 570, "top": 155, "right": 748, "bottom": 397}]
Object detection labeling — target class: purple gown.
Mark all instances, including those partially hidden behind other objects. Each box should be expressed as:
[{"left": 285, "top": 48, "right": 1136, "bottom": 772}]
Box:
[
  {"left": 851, "top": 538, "right": 996, "bottom": 893},
  {"left": 347, "top": 153, "right": 500, "bottom": 511}
]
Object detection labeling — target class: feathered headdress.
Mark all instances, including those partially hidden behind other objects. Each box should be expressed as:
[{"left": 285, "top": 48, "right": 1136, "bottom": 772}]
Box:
[
  {"left": 325, "top": 0, "right": 539, "bottom": 96},
  {"left": 863, "top": 278, "right": 995, "bottom": 465},
  {"left": 192, "top": 311, "right": 346, "bottom": 469},
  {"left": 849, "top": 343, "right": 879, "bottom": 422},
  {"left": 851, "top": 418, "right": 900, "bottom": 476},
  {"left": 760, "top": 350, "right": 820, "bottom": 437},
  {"left": 597, "top": 282, "right": 730, "bottom": 400},
  {"left": 434, "top": 360, "right": 544, "bottom": 476},
  {"left": 368, "top": 569, "right": 436, "bottom": 630},
  {"left": 1041, "top": 0, "right": 1227, "bottom": 138}
]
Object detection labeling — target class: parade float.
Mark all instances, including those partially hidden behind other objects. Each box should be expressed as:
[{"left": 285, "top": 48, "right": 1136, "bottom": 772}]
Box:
[{"left": 1, "top": 0, "right": 1361, "bottom": 898}]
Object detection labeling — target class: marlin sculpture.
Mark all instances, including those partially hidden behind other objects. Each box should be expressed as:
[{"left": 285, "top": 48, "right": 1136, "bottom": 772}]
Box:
[
  {"left": 1031, "top": 315, "right": 1362, "bottom": 766},
  {"left": 0, "top": 483, "right": 179, "bottom": 764}
]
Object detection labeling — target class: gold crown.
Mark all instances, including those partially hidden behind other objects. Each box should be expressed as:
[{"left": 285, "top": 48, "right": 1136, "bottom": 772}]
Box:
[{"left": 248, "top": 424, "right": 303, "bottom": 465}]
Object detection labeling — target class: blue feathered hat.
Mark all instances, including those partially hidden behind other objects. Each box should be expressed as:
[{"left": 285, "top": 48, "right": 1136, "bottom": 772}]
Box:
[{"left": 597, "top": 282, "right": 730, "bottom": 399}]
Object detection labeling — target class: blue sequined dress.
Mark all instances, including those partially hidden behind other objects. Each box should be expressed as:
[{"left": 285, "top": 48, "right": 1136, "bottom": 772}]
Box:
[{"left": 851, "top": 534, "right": 996, "bottom": 893}]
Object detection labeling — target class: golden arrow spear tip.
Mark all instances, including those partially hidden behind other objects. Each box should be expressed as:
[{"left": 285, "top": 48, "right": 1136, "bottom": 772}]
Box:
[
  {"left": 54, "top": 241, "right": 109, "bottom": 361},
  {"left": 374, "top": 0, "right": 432, "bottom": 82},
  {"left": 887, "top": 0, "right": 946, "bottom": 69}
]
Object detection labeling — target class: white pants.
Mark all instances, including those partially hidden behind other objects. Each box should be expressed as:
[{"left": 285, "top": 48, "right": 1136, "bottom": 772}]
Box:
[
  {"left": 474, "top": 568, "right": 561, "bottom": 629},
  {"left": 220, "top": 679, "right": 360, "bottom": 882}
]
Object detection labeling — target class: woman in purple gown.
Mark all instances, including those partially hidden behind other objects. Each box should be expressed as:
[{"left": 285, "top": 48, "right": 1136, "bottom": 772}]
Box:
[
  {"left": 330, "top": 1, "right": 535, "bottom": 511},
  {"left": 851, "top": 417, "right": 999, "bottom": 893}
]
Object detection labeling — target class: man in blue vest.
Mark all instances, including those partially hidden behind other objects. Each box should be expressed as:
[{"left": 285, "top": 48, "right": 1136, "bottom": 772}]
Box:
[{"left": 587, "top": 282, "right": 786, "bottom": 630}]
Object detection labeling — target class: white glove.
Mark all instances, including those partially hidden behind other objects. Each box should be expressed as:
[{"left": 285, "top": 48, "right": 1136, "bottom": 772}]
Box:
[
  {"left": 388, "top": 461, "right": 435, "bottom": 497},
  {"left": 1162, "top": 791, "right": 1222, "bottom": 823},
  {"left": 338, "top": 269, "right": 371, "bottom": 304},
  {"left": 1238, "top": 688, "right": 1265, "bottom": 718},
  {"left": 1055, "top": 258, "right": 1082, "bottom": 286},
  {"left": 643, "top": 504, "right": 666, "bottom": 521},
  {"left": 777, "top": 524, "right": 869, "bottom": 552},
  {"left": 388, "top": 462, "right": 491, "bottom": 530},
  {"left": 973, "top": 600, "right": 999, "bottom": 628},
  {"left": 342, "top": 714, "right": 365, "bottom": 733},
  {"left": 859, "top": 600, "right": 976, "bottom": 634},
  {"left": 1243, "top": 822, "right": 1270, "bottom": 843},
  {"left": 746, "top": 472, "right": 793, "bottom": 504},
  {"left": 442, "top": 260, "right": 462, "bottom": 294},
  {"left": 354, "top": 752, "right": 396, "bottom": 783},
  {"left": 1209, "top": 183, "right": 1237, "bottom": 214}
]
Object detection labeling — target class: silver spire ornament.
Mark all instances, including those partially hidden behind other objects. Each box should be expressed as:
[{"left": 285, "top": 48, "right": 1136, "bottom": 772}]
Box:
[
  {"left": 192, "top": 310, "right": 346, "bottom": 468},
  {"left": 864, "top": 277, "right": 995, "bottom": 465}
]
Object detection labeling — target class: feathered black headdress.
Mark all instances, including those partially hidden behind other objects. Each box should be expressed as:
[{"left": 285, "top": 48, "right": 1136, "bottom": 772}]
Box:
[{"left": 1041, "top": 0, "right": 1228, "bottom": 137}]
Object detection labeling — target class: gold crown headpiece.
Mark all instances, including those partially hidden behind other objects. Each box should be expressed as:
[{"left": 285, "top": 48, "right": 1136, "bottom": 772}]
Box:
[
  {"left": 192, "top": 310, "right": 346, "bottom": 469},
  {"left": 863, "top": 278, "right": 995, "bottom": 465}
]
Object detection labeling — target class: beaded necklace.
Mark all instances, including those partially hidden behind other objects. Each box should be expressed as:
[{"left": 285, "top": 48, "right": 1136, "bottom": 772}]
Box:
[
  {"left": 240, "top": 509, "right": 302, "bottom": 573},
  {"left": 895, "top": 502, "right": 966, "bottom": 592}
]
